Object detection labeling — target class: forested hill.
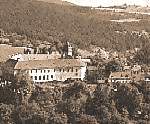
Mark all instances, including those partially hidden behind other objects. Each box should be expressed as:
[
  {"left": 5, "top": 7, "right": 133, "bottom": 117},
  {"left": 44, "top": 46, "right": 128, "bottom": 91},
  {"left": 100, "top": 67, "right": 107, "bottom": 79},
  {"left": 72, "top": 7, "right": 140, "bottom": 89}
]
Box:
[{"left": 0, "top": 0, "right": 150, "bottom": 50}]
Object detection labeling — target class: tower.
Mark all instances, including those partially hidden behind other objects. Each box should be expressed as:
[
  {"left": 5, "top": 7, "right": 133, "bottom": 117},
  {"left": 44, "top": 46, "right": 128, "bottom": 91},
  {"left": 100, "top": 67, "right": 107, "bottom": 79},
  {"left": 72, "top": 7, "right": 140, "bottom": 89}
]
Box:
[{"left": 67, "top": 42, "right": 73, "bottom": 56}]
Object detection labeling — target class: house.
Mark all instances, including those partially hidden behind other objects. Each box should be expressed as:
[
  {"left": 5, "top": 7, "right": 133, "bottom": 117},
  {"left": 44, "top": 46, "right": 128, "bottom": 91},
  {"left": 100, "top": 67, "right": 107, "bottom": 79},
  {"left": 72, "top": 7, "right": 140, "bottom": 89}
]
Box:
[
  {"left": 3, "top": 59, "right": 87, "bottom": 82},
  {"left": 63, "top": 42, "right": 73, "bottom": 57},
  {"left": 109, "top": 71, "right": 131, "bottom": 83},
  {"left": 131, "top": 64, "right": 144, "bottom": 81}
]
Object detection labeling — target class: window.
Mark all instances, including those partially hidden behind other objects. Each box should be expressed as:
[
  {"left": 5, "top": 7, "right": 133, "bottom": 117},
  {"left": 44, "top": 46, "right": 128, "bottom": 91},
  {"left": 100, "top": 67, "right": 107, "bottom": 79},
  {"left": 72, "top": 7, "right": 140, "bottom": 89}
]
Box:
[
  {"left": 41, "top": 70, "right": 42, "bottom": 73},
  {"left": 43, "top": 75, "right": 45, "bottom": 80},
  {"left": 36, "top": 70, "right": 38, "bottom": 73},
  {"left": 48, "top": 70, "right": 50, "bottom": 73},
  {"left": 39, "top": 76, "right": 41, "bottom": 80},
  {"left": 44, "top": 70, "right": 46, "bottom": 73},
  {"left": 71, "top": 68, "right": 73, "bottom": 72},
  {"left": 63, "top": 69, "right": 65, "bottom": 72},
  {"left": 35, "top": 76, "right": 37, "bottom": 80},
  {"left": 59, "top": 69, "right": 61, "bottom": 72},
  {"left": 31, "top": 76, "right": 33, "bottom": 79},
  {"left": 51, "top": 75, "right": 53, "bottom": 78},
  {"left": 31, "top": 70, "right": 32, "bottom": 73},
  {"left": 47, "top": 75, "right": 49, "bottom": 80},
  {"left": 76, "top": 69, "right": 78, "bottom": 72},
  {"left": 75, "top": 73, "right": 78, "bottom": 76},
  {"left": 67, "top": 69, "right": 70, "bottom": 72},
  {"left": 54, "top": 69, "right": 55, "bottom": 72}
]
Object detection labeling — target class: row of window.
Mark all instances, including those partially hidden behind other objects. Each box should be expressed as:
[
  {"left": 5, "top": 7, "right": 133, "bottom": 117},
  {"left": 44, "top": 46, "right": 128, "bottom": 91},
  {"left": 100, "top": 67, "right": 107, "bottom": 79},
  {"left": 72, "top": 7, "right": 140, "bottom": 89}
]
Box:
[
  {"left": 31, "top": 73, "right": 79, "bottom": 81},
  {"left": 31, "top": 75, "right": 53, "bottom": 81},
  {"left": 30, "top": 68, "right": 79, "bottom": 73}
]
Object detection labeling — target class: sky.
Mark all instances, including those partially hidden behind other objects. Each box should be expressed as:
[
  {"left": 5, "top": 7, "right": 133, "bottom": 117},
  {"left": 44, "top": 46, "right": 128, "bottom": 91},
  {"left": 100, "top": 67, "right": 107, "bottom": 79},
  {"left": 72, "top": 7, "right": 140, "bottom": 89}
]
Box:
[{"left": 63, "top": 0, "right": 150, "bottom": 7}]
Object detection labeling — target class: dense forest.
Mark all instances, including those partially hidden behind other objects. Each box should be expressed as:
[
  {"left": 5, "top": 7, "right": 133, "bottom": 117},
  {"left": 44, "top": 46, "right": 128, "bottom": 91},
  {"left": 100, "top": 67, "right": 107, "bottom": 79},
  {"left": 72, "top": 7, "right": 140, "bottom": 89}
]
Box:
[
  {"left": 0, "top": 0, "right": 150, "bottom": 50},
  {"left": 0, "top": 73, "right": 149, "bottom": 124}
]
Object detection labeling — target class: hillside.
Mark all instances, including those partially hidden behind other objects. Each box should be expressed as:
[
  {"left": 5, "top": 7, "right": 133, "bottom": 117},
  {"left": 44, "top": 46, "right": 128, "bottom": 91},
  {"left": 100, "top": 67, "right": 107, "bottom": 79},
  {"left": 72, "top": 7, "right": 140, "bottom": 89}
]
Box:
[
  {"left": 36, "top": 0, "right": 74, "bottom": 5},
  {"left": 0, "top": 0, "right": 150, "bottom": 51},
  {"left": 64, "top": 0, "right": 150, "bottom": 7}
]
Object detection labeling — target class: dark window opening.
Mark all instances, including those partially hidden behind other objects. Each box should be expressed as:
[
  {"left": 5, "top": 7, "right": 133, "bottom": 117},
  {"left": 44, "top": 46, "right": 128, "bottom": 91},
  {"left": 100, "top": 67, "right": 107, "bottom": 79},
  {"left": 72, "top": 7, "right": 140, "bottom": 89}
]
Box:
[
  {"left": 43, "top": 76, "right": 45, "bottom": 80},
  {"left": 35, "top": 76, "right": 37, "bottom": 80},
  {"left": 39, "top": 76, "right": 41, "bottom": 80}
]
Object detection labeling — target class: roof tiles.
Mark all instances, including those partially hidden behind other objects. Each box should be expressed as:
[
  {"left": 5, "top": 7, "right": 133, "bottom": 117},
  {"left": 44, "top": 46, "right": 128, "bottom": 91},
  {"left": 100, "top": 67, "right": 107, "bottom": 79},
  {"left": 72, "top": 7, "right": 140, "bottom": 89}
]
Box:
[{"left": 14, "top": 59, "right": 85, "bottom": 70}]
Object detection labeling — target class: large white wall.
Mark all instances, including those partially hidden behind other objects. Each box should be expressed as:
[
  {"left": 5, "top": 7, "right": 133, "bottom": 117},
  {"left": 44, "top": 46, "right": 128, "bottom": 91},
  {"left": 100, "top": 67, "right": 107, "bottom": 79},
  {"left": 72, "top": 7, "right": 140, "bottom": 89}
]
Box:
[
  {"left": 81, "top": 66, "right": 87, "bottom": 81},
  {"left": 64, "top": 0, "right": 150, "bottom": 7},
  {"left": 27, "top": 66, "right": 87, "bottom": 82}
]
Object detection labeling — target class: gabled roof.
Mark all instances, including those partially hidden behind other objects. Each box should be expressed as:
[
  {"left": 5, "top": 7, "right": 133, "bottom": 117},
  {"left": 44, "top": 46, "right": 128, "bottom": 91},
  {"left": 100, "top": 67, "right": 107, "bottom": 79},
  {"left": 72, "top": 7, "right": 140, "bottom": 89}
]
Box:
[{"left": 14, "top": 59, "right": 86, "bottom": 70}]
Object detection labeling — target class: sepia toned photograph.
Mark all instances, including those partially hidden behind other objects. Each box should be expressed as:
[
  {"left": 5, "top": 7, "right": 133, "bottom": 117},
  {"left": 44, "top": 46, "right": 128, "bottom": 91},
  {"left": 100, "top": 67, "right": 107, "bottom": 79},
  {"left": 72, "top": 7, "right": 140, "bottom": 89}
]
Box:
[{"left": 0, "top": 0, "right": 150, "bottom": 124}]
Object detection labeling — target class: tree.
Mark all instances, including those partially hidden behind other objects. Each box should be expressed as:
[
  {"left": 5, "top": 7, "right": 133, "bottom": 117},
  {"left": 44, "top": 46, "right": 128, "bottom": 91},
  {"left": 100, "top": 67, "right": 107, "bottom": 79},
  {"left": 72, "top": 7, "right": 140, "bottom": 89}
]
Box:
[
  {"left": 134, "top": 41, "right": 150, "bottom": 65},
  {"left": 76, "top": 114, "right": 98, "bottom": 124},
  {"left": 114, "top": 84, "right": 143, "bottom": 116},
  {"left": 49, "top": 113, "right": 68, "bottom": 124},
  {"left": 15, "top": 100, "right": 51, "bottom": 124},
  {"left": 105, "top": 60, "right": 122, "bottom": 77},
  {"left": 57, "top": 81, "right": 89, "bottom": 123},
  {"left": 85, "top": 84, "right": 115, "bottom": 123},
  {"left": 0, "top": 103, "right": 14, "bottom": 124},
  {"left": 13, "top": 71, "right": 35, "bottom": 105},
  {"left": 111, "top": 114, "right": 130, "bottom": 124},
  {"left": 140, "top": 81, "right": 150, "bottom": 103}
]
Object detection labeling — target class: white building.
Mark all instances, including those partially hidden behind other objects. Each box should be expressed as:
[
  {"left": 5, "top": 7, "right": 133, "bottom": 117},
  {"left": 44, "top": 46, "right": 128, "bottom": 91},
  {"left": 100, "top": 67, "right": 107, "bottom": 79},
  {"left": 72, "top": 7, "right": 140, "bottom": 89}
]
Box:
[
  {"left": 3, "top": 59, "right": 87, "bottom": 82},
  {"left": 67, "top": 42, "right": 73, "bottom": 56},
  {"left": 109, "top": 71, "right": 131, "bottom": 83}
]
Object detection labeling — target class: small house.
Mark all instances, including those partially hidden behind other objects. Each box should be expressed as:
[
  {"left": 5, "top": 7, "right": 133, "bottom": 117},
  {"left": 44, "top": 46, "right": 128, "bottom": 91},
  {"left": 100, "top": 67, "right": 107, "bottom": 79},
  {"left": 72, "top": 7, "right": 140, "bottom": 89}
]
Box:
[{"left": 109, "top": 71, "right": 131, "bottom": 84}]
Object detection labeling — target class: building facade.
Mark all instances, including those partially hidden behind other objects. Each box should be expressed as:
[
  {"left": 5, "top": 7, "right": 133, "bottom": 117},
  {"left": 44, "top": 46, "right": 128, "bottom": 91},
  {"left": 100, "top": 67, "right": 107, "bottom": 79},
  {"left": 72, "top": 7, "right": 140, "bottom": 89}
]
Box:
[
  {"left": 109, "top": 72, "right": 131, "bottom": 83},
  {"left": 3, "top": 59, "right": 87, "bottom": 83}
]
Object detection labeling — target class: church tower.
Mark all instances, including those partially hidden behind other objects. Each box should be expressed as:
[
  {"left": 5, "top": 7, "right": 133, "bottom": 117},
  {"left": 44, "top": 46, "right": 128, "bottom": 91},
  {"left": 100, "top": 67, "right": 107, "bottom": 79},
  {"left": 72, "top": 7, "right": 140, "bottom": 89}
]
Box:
[{"left": 67, "top": 42, "right": 73, "bottom": 56}]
